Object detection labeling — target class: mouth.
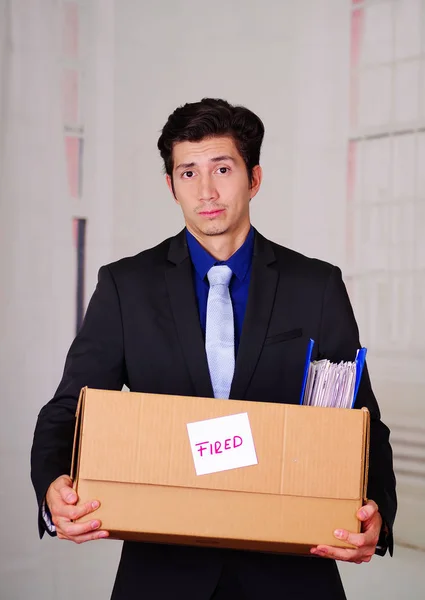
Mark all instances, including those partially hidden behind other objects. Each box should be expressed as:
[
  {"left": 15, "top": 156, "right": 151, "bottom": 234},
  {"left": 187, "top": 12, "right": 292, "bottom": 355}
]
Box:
[{"left": 198, "top": 209, "right": 225, "bottom": 218}]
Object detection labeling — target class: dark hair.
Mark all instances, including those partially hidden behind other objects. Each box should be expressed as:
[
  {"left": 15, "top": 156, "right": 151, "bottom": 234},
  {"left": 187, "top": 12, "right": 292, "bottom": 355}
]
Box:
[{"left": 157, "top": 98, "right": 265, "bottom": 183}]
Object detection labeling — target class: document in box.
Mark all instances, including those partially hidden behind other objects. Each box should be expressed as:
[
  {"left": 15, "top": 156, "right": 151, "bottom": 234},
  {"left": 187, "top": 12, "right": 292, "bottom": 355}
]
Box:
[{"left": 300, "top": 340, "right": 367, "bottom": 408}]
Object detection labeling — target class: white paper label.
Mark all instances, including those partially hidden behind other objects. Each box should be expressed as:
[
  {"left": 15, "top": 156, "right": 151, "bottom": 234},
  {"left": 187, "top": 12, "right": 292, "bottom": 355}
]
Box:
[{"left": 186, "top": 412, "right": 258, "bottom": 476}]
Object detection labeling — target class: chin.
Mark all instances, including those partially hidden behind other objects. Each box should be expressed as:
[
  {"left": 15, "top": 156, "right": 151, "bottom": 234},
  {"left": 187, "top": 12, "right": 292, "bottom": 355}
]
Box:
[{"left": 202, "top": 225, "right": 229, "bottom": 236}]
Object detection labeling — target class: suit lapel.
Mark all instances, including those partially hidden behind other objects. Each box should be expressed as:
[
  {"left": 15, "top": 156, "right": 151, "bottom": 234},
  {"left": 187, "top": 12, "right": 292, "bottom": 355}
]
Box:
[
  {"left": 230, "top": 232, "right": 278, "bottom": 400},
  {"left": 165, "top": 230, "right": 214, "bottom": 398}
]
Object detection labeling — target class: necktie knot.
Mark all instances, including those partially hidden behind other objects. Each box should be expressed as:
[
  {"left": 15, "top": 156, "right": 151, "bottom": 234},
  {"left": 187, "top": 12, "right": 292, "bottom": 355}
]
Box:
[{"left": 207, "top": 265, "right": 233, "bottom": 287}]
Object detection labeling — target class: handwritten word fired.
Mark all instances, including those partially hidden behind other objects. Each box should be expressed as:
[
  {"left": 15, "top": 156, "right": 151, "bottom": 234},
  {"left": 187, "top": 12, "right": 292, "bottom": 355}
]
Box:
[{"left": 195, "top": 436, "right": 243, "bottom": 457}]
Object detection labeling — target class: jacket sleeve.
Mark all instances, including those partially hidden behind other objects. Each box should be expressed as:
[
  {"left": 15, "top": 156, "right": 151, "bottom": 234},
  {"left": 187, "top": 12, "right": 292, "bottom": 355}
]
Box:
[
  {"left": 317, "top": 266, "right": 397, "bottom": 556},
  {"left": 30, "top": 265, "right": 126, "bottom": 538}
]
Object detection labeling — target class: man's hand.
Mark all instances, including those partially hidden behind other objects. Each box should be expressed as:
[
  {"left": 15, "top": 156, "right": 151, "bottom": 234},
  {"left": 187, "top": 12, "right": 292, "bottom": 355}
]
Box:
[
  {"left": 46, "top": 475, "right": 109, "bottom": 544},
  {"left": 310, "top": 500, "right": 382, "bottom": 564}
]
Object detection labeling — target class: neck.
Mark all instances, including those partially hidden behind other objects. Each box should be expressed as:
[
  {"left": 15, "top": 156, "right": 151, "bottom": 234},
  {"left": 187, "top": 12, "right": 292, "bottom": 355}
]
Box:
[{"left": 187, "top": 223, "right": 251, "bottom": 261}]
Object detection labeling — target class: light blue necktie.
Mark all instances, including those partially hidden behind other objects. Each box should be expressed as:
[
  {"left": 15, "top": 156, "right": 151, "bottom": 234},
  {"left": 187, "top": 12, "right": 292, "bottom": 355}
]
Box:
[{"left": 205, "top": 265, "right": 235, "bottom": 399}]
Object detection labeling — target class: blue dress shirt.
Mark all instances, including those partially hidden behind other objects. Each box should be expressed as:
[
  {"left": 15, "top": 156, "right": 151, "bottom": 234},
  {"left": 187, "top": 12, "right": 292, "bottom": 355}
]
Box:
[{"left": 185, "top": 227, "right": 254, "bottom": 355}]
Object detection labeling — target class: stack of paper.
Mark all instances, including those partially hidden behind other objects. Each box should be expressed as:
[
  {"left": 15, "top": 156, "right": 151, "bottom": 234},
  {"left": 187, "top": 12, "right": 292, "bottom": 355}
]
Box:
[
  {"left": 300, "top": 341, "right": 367, "bottom": 409},
  {"left": 302, "top": 359, "right": 356, "bottom": 408}
]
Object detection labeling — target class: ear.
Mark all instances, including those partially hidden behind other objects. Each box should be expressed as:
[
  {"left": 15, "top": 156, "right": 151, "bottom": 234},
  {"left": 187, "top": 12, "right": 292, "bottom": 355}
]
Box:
[
  {"left": 165, "top": 174, "right": 179, "bottom": 204},
  {"left": 249, "top": 165, "right": 263, "bottom": 199}
]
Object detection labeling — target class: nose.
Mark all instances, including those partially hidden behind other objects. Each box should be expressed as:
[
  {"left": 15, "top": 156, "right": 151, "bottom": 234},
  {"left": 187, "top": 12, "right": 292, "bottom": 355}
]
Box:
[{"left": 199, "top": 174, "right": 218, "bottom": 202}]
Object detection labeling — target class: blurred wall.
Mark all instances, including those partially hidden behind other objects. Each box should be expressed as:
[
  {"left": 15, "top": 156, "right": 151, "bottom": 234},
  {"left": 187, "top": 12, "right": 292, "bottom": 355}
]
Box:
[
  {"left": 0, "top": 1, "right": 424, "bottom": 599},
  {"left": 111, "top": 0, "right": 350, "bottom": 266},
  {"left": 345, "top": 0, "right": 425, "bottom": 553}
]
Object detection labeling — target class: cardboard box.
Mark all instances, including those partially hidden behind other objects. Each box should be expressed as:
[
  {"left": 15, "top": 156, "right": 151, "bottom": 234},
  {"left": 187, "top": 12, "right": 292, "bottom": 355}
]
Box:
[{"left": 72, "top": 388, "right": 370, "bottom": 554}]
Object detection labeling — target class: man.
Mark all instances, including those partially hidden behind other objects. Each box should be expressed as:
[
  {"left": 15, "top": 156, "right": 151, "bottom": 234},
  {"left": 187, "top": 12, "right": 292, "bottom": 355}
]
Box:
[{"left": 31, "top": 98, "right": 396, "bottom": 599}]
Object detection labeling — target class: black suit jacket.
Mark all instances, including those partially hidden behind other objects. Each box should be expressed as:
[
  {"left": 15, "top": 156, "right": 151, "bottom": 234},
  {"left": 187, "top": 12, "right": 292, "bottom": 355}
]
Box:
[{"left": 31, "top": 229, "right": 397, "bottom": 600}]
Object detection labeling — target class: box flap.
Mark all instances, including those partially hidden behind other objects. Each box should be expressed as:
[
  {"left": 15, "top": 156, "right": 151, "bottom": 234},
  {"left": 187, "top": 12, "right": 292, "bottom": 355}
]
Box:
[
  {"left": 361, "top": 407, "right": 370, "bottom": 502},
  {"left": 70, "top": 387, "right": 86, "bottom": 484},
  {"left": 280, "top": 405, "right": 366, "bottom": 499},
  {"left": 76, "top": 389, "right": 367, "bottom": 501}
]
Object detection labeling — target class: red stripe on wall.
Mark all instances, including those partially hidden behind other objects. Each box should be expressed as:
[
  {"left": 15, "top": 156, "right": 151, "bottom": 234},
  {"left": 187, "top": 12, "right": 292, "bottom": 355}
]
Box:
[
  {"left": 346, "top": 140, "right": 357, "bottom": 267},
  {"left": 63, "top": 2, "right": 79, "bottom": 58},
  {"left": 65, "top": 136, "right": 79, "bottom": 198},
  {"left": 349, "top": 8, "right": 364, "bottom": 130}
]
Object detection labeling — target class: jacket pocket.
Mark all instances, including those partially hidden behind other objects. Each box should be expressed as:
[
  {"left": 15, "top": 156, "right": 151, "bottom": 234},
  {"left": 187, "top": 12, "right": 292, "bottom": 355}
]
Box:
[{"left": 264, "top": 328, "right": 303, "bottom": 345}]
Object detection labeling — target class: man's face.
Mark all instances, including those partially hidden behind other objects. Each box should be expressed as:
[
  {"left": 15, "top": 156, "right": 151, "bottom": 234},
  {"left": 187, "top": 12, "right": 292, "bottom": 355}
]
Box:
[{"left": 166, "top": 136, "right": 262, "bottom": 239}]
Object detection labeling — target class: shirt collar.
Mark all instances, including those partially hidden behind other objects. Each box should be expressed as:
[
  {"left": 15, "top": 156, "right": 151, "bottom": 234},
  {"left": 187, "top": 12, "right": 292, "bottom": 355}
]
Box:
[{"left": 185, "top": 226, "right": 254, "bottom": 282}]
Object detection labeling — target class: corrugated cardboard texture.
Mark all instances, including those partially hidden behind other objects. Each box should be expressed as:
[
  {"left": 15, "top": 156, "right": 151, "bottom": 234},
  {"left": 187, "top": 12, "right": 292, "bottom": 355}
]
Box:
[{"left": 73, "top": 388, "right": 370, "bottom": 553}]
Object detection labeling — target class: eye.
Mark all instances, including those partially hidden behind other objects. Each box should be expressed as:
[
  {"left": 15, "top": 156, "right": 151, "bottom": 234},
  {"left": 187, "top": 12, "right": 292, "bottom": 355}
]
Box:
[
  {"left": 182, "top": 170, "right": 195, "bottom": 179},
  {"left": 216, "top": 167, "right": 230, "bottom": 174}
]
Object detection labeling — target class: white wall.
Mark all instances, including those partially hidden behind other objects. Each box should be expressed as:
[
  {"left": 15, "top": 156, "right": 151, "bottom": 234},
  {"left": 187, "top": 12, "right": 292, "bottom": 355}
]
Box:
[
  {"left": 112, "top": 0, "right": 299, "bottom": 261},
  {"left": 0, "top": 2, "right": 121, "bottom": 599},
  {"left": 1, "top": 1, "right": 424, "bottom": 599},
  {"left": 112, "top": 0, "right": 350, "bottom": 267},
  {"left": 0, "top": 1, "right": 76, "bottom": 597}
]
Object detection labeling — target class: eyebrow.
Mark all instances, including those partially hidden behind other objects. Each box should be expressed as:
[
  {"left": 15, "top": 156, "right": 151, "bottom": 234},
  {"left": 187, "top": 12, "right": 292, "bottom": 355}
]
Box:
[
  {"left": 175, "top": 155, "right": 236, "bottom": 171},
  {"left": 210, "top": 155, "right": 235, "bottom": 163}
]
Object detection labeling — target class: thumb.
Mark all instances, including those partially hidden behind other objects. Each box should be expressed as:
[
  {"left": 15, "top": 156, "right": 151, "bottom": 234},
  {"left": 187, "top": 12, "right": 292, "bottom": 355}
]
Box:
[
  {"left": 56, "top": 475, "right": 77, "bottom": 504},
  {"left": 357, "top": 499, "right": 379, "bottom": 522}
]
